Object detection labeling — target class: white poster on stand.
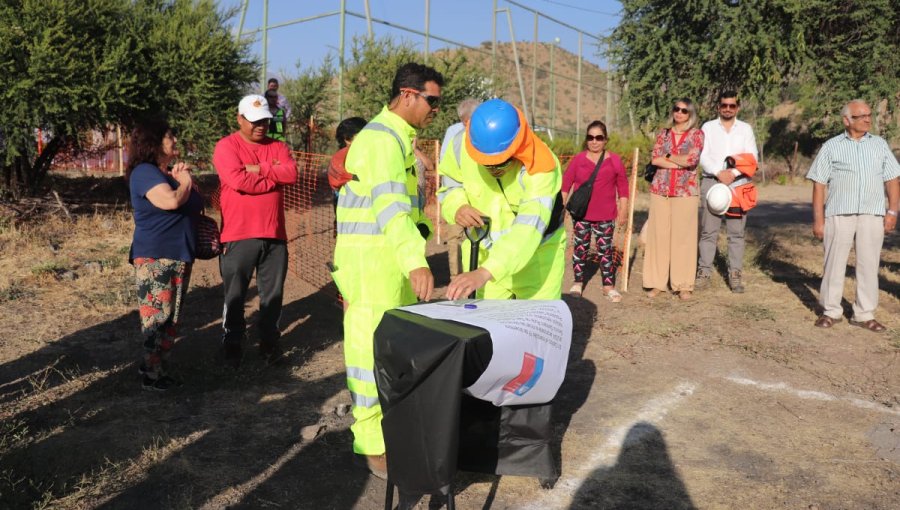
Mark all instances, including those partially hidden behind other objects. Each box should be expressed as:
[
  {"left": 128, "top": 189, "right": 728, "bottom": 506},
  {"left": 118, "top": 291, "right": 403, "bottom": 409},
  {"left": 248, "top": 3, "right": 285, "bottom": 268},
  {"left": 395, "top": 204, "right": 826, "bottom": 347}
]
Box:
[{"left": 399, "top": 299, "right": 572, "bottom": 406}]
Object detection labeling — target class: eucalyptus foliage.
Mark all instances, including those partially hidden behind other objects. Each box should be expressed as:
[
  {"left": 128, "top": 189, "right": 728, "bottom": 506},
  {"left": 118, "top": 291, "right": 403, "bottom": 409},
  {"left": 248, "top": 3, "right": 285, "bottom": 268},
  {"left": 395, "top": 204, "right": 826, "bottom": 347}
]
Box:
[
  {"left": 609, "top": 0, "right": 899, "bottom": 142},
  {"left": 609, "top": 0, "right": 799, "bottom": 128}
]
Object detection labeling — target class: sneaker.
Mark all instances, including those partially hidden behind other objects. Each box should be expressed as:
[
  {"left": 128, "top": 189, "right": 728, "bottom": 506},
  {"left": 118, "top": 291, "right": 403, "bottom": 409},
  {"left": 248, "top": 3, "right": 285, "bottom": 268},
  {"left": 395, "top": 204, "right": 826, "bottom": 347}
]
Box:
[
  {"left": 224, "top": 342, "right": 243, "bottom": 369},
  {"left": 142, "top": 375, "right": 182, "bottom": 392},
  {"left": 694, "top": 271, "right": 712, "bottom": 290},
  {"left": 259, "top": 340, "right": 285, "bottom": 365},
  {"left": 569, "top": 282, "right": 583, "bottom": 296},
  {"left": 138, "top": 361, "right": 170, "bottom": 376},
  {"left": 729, "top": 270, "right": 745, "bottom": 294}
]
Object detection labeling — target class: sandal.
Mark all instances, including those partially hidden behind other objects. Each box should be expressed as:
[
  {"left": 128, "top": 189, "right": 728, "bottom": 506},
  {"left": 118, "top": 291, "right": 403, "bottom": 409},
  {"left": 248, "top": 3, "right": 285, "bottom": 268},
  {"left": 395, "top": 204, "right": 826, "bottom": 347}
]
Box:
[
  {"left": 569, "top": 282, "right": 583, "bottom": 296},
  {"left": 646, "top": 289, "right": 662, "bottom": 298},
  {"left": 848, "top": 319, "right": 886, "bottom": 333},
  {"left": 678, "top": 291, "right": 692, "bottom": 301},
  {"left": 604, "top": 289, "right": 622, "bottom": 303},
  {"left": 814, "top": 315, "right": 841, "bottom": 328}
]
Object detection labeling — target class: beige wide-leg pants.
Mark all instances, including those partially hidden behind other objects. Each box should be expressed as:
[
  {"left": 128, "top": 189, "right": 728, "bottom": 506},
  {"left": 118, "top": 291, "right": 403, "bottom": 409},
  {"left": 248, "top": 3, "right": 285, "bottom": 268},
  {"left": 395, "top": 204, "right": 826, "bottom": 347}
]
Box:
[{"left": 642, "top": 194, "right": 700, "bottom": 292}]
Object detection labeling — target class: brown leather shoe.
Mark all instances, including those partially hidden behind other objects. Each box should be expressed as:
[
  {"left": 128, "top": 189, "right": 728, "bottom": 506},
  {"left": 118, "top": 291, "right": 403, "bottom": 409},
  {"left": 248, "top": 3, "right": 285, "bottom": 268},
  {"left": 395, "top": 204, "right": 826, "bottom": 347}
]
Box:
[
  {"left": 354, "top": 453, "right": 388, "bottom": 480},
  {"left": 849, "top": 319, "right": 886, "bottom": 333},
  {"left": 814, "top": 315, "right": 841, "bottom": 328}
]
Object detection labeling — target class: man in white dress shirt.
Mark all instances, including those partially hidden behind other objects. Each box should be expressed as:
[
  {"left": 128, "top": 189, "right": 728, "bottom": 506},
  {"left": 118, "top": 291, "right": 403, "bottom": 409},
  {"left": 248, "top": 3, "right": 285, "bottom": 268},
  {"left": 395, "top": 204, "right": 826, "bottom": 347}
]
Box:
[{"left": 696, "top": 90, "right": 759, "bottom": 293}]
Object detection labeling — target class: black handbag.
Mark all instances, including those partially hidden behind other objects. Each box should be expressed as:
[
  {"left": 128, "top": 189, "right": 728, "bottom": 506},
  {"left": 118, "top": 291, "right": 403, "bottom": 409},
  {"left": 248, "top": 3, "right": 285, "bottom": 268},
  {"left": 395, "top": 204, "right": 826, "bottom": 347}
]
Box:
[
  {"left": 644, "top": 128, "right": 670, "bottom": 183},
  {"left": 565, "top": 150, "right": 605, "bottom": 221},
  {"left": 195, "top": 213, "right": 222, "bottom": 260},
  {"left": 643, "top": 162, "right": 658, "bottom": 183}
]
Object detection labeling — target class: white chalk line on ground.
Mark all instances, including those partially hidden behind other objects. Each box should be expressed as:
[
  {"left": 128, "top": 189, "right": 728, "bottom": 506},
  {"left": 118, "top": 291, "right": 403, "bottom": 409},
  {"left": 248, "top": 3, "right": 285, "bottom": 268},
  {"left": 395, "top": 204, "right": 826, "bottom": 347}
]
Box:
[
  {"left": 522, "top": 381, "right": 697, "bottom": 510},
  {"left": 725, "top": 376, "right": 900, "bottom": 416}
]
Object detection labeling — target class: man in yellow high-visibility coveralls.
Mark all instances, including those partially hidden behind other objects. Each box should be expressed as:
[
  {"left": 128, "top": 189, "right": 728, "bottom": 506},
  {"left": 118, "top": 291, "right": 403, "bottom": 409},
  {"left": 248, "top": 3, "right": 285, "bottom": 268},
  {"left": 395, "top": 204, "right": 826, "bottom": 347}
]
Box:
[{"left": 331, "top": 63, "right": 443, "bottom": 479}]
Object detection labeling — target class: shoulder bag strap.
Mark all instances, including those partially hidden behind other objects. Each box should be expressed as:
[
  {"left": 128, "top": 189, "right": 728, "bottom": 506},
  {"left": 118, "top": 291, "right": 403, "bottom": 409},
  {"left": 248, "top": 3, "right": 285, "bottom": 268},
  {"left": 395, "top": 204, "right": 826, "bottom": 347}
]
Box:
[{"left": 582, "top": 150, "right": 606, "bottom": 191}]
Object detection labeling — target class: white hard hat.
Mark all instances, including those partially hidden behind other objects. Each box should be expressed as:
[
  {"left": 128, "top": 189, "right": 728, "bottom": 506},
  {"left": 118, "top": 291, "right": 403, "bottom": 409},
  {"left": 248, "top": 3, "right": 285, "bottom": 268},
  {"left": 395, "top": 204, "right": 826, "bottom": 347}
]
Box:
[{"left": 706, "top": 183, "right": 732, "bottom": 216}]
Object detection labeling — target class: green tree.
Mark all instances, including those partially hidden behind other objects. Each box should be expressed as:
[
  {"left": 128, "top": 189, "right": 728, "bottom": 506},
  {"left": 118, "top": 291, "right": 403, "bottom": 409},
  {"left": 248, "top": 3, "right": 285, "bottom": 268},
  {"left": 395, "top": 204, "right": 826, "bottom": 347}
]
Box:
[
  {"left": 791, "top": 0, "right": 900, "bottom": 139},
  {"left": 279, "top": 58, "right": 337, "bottom": 154},
  {"left": 341, "top": 36, "right": 494, "bottom": 140},
  {"left": 608, "top": 0, "right": 900, "bottom": 148},
  {"left": 608, "top": 0, "right": 800, "bottom": 129},
  {"left": 0, "top": 0, "right": 256, "bottom": 197}
]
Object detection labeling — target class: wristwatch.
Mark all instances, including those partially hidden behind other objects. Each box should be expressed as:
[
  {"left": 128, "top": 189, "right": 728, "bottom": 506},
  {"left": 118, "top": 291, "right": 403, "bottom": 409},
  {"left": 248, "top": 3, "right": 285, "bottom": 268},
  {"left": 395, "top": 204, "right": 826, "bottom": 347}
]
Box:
[{"left": 887, "top": 210, "right": 898, "bottom": 217}]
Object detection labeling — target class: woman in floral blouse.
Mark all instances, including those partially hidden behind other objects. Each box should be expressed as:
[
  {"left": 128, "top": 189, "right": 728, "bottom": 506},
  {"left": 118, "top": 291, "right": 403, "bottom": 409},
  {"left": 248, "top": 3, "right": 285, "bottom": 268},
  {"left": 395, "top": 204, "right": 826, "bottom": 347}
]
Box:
[{"left": 642, "top": 98, "right": 704, "bottom": 300}]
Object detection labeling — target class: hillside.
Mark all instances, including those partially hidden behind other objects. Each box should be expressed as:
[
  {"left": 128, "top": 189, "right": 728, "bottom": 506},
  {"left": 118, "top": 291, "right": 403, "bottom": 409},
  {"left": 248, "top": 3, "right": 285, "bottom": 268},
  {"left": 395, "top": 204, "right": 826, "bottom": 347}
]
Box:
[{"left": 438, "top": 41, "right": 618, "bottom": 139}]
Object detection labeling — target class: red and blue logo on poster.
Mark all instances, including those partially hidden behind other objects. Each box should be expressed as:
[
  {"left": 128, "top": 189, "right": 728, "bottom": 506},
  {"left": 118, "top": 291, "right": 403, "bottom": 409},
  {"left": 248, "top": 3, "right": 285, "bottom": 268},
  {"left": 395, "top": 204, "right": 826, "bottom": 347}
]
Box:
[{"left": 502, "top": 352, "right": 544, "bottom": 396}]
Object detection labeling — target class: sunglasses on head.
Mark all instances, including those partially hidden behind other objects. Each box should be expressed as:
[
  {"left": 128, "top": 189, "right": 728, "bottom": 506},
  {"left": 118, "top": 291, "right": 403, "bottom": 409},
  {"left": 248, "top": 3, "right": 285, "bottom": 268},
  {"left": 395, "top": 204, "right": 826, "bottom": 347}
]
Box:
[
  {"left": 672, "top": 106, "right": 690, "bottom": 114},
  {"left": 401, "top": 88, "right": 442, "bottom": 108},
  {"left": 719, "top": 103, "right": 738, "bottom": 109},
  {"left": 585, "top": 134, "right": 607, "bottom": 142}
]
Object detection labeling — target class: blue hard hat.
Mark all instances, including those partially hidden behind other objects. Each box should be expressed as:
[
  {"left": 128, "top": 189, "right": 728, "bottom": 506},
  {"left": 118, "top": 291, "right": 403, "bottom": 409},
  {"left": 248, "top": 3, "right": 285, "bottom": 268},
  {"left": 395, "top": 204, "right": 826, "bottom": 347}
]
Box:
[{"left": 467, "top": 99, "right": 521, "bottom": 156}]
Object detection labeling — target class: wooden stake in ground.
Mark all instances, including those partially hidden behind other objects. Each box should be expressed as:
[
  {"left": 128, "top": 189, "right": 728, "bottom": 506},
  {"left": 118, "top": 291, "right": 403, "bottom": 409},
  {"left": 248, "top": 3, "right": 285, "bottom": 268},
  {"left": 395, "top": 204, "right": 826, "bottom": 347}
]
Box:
[
  {"left": 620, "top": 147, "right": 639, "bottom": 292},
  {"left": 52, "top": 191, "right": 72, "bottom": 220}
]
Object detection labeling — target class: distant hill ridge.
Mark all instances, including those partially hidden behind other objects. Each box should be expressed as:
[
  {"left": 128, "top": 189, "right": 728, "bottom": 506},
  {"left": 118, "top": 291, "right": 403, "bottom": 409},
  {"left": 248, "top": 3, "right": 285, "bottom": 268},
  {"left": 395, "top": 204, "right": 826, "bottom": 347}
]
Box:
[{"left": 436, "top": 41, "right": 618, "bottom": 138}]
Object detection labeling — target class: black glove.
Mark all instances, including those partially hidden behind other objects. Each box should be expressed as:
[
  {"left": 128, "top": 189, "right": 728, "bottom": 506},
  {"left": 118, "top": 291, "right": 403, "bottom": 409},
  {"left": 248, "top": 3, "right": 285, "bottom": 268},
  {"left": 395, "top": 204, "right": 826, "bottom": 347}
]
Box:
[{"left": 417, "top": 223, "right": 431, "bottom": 239}]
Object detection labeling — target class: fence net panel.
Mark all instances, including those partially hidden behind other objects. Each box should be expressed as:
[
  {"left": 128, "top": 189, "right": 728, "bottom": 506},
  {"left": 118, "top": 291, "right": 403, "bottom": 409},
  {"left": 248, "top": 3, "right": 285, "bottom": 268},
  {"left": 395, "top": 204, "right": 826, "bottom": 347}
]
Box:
[{"left": 284, "top": 151, "right": 335, "bottom": 289}]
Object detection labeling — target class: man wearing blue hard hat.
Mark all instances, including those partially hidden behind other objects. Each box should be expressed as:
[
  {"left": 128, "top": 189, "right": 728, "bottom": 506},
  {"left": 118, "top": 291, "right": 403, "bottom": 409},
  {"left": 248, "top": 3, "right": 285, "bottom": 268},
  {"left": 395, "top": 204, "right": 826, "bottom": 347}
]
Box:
[{"left": 439, "top": 98, "right": 566, "bottom": 300}]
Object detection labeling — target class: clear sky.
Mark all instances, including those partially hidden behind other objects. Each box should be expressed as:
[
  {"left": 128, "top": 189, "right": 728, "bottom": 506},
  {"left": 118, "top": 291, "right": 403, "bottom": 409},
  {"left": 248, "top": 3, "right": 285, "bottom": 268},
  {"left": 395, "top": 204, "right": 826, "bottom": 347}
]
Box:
[{"left": 220, "top": 0, "right": 622, "bottom": 84}]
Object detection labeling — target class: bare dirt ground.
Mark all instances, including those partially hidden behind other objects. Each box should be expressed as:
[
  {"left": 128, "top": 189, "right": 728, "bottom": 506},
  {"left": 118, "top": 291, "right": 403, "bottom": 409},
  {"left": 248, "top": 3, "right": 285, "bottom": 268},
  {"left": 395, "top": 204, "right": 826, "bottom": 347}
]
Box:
[{"left": 1, "top": 177, "right": 898, "bottom": 510}]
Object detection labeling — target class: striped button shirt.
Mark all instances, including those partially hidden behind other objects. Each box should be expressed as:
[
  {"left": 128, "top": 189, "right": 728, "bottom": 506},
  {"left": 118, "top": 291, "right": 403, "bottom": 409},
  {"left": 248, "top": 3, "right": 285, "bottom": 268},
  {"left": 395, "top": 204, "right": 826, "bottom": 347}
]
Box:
[{"left": 806, "top": 132, "right": 900, "bottom": 217}]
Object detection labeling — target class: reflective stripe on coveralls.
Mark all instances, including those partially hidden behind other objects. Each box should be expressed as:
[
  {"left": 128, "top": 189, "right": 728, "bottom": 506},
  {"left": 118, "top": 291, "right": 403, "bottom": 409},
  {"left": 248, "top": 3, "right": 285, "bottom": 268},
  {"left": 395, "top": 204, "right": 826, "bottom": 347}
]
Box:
[{"left": 332, "top": 109, "right": 431, "bottom": 455}]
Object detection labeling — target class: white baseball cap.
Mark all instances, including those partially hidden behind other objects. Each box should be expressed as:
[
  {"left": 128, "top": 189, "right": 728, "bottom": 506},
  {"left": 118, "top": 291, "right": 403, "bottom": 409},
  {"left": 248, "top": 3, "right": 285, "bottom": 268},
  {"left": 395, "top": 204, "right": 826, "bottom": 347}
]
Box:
[{"left": 238, "top": 94, "right": 273, "bottom": 122}]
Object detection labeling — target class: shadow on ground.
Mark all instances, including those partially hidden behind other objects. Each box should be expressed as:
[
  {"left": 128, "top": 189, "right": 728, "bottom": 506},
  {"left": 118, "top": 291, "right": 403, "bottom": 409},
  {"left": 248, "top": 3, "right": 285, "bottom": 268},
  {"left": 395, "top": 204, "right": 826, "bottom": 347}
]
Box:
[
  {"left": 0, "top": 280, "right": 375, "bottom": 508},
  {"left": 568, "top": 422, "right": 695, "bottom": 510}
]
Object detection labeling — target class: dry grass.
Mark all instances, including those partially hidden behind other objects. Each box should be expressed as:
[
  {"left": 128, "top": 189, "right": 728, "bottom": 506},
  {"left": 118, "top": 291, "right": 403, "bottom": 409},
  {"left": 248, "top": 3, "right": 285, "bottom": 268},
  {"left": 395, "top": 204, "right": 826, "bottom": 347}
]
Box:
[
  {"left": 2, "top": 180, "right": 899, "bottom": 509},
  {"left": 0, "top": 209, "right": 135, "bottom": 361}
]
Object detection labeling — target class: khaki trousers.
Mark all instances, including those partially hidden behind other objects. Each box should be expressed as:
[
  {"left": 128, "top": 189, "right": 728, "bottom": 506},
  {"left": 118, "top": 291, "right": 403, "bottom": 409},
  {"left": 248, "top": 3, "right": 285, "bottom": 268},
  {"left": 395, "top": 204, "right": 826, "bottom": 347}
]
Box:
[
  {"left": 643, "top": 194, "right": 700, "bottom": 292},
  {"left": 820, "top": 214, "right": 884, "bottom": 321}
]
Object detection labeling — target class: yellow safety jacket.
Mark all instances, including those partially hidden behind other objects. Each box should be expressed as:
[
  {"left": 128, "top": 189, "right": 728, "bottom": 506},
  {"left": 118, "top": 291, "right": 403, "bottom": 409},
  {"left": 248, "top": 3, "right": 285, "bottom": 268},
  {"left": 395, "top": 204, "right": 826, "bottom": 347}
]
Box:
[
  {"left": 438, "top": 130, "right": 566, "bottom": 299},
  {"left": 333, "top": 107, "right": 432, "bottom": 292}
]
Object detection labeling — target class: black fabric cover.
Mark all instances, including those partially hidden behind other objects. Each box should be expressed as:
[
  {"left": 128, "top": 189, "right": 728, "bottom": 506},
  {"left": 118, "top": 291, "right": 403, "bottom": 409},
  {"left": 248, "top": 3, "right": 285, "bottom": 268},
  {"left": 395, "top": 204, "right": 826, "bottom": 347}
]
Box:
[{"left": 374, "top": 308, "right": 556, "bottom": 496}]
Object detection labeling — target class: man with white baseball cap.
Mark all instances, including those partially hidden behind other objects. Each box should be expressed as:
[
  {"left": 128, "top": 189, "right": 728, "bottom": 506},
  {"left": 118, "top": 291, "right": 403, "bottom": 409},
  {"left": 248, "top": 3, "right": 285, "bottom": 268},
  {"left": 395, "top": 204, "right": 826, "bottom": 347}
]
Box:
[{"left": 212, "top": 94, "right": 297, "bottom": 368}]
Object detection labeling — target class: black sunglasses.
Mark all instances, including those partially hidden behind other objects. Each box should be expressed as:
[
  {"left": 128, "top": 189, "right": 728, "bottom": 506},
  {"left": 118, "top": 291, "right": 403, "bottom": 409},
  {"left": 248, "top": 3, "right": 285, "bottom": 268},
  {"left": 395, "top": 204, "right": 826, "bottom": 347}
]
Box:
[
  {"left": 402, "top": 88, "right": 442, "bottom": 108},
  {"left": 719, "top": 103, "right": 738, "bottom": 109},
  {"left": 585, "top": 134, "right": 607, "bottom": 142},
  {"left": 485, "top": 159, "right": 513, "bottom": 170},
  {"left": 672, "top": 106, "right": 690, "bottom": 114}
]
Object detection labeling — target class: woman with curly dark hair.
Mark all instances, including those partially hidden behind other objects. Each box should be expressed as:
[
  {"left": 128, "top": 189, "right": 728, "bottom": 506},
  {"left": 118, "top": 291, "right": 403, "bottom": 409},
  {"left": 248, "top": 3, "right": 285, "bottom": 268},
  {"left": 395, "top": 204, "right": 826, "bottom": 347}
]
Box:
[{"left": 127, "top": 117, "right": 202, "bottom": 391}]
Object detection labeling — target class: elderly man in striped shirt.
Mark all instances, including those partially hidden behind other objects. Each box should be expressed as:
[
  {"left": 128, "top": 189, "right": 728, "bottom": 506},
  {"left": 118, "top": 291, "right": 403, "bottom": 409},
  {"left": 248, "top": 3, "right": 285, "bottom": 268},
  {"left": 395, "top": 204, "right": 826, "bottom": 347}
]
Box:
[{"left": 806, "top": 99, "right": 900, "bottom": 332}]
